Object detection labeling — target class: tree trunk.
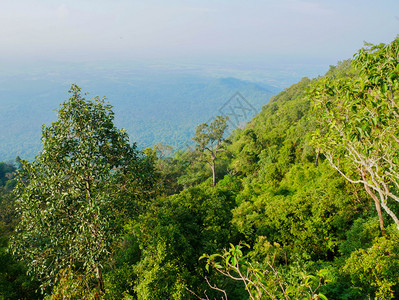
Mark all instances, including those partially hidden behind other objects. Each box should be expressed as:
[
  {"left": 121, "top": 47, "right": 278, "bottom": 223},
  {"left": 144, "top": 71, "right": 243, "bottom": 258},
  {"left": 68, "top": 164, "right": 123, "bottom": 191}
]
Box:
[
  {"left": 95, "top": 266, "right": 105, "bottom": 296},
  {"left": 363, "top": 182, "right": 386, "bottom": 236},
  {"left": 211, "top": 159, "right": 216, "bottom": 187},
  {"left": 315, "top": 147, "right": 320, "bottom": 168}
]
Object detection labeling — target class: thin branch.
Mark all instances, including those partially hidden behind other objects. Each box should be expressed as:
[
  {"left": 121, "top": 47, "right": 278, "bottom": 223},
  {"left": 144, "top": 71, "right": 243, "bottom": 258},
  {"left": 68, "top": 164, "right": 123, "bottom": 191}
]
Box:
[
  {"left": 185, "top": 287, "right": 209, "bottom": 300},
  {"left": 379, "top": 192, "right": 399, "bottom": 230},
  {"left": 267, "top": 262, "right": 288, "bottom": 300},
  {"left": 231, "top": 263, "right": 256, "bottom": 300},
  {"left": 205, "top": 277, "right": 228, "bottom": 300}
]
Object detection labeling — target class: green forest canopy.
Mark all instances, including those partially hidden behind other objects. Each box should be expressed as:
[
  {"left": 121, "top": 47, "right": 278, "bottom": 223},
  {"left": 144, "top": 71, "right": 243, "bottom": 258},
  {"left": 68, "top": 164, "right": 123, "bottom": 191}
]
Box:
[{"left": 1, "top": 37, "right": 399, "bottom": 299}]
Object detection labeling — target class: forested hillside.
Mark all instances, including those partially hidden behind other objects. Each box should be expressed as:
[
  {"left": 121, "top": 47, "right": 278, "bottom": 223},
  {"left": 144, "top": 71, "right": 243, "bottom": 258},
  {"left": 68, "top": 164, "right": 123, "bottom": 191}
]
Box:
[{"left": 1, "top": 38, "right": 399, "bottom": 299}]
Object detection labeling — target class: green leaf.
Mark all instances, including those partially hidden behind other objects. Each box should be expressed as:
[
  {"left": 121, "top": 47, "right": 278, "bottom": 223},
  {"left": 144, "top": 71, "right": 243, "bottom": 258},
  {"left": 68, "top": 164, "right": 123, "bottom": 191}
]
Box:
[
  {"left": 231, "top": 256, "right": 237, "bottom": 266},
  {"left": 318, "top": 293, "right": 328, "bottom": 300}
]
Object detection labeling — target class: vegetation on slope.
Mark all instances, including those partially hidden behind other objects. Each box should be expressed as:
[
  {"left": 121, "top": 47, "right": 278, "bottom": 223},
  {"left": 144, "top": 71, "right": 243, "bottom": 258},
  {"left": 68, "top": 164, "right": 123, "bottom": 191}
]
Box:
[{"left": 1, "top": 37, "right": 399, "bottom": 299}]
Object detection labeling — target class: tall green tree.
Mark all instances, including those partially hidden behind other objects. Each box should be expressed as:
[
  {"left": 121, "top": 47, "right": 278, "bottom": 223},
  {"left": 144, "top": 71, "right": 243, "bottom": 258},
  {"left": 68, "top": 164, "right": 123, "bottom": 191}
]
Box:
[
  {"left": 193, "top": 116, "right": 228, "bottom": 186},
  {"left": 309, "top": 38, "right": 399, "bottom": 234},
  {"left": 11, "top": 85, "right": 157, "bottom": 296}
]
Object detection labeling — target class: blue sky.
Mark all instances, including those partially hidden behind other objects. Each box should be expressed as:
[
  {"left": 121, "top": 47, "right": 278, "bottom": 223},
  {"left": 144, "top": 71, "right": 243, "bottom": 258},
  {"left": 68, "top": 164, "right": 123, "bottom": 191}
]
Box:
[{"left": 1, "top": 0, "right": 399, "bottom": 69}]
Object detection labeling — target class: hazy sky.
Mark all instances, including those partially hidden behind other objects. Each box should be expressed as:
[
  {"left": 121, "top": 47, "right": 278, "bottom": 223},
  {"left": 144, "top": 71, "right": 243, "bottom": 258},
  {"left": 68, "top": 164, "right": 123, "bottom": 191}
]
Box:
[{"left": 1, "top": 0, "right": 399, "bottom": 67}]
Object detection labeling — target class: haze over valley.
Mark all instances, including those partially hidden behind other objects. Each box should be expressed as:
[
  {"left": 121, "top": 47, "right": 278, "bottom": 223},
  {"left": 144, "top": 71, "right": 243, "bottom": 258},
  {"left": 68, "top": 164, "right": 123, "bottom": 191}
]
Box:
[{"left": 0, "top": 60, "right": 327, "bottom": 161}]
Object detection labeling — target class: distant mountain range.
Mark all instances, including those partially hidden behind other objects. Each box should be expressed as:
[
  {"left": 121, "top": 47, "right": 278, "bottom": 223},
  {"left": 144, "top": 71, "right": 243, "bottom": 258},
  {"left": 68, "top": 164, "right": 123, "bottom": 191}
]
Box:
[{"left": 0, "top": 64, "right": 280, "bottom": 161}]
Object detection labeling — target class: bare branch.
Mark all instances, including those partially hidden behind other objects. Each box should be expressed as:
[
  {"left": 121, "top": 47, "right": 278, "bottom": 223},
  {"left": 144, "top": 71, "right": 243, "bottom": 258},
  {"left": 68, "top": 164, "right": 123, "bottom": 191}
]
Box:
[
  {"left": 185, "top": 287, "right": 209, "bottom": 300},
  {"left": 205, "top": 277, "right": 228, "bottom": 300}
]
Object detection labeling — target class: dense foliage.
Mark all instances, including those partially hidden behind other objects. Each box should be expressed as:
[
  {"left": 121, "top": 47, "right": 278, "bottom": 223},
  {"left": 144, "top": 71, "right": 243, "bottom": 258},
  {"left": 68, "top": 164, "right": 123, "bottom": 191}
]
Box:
[
  {"left": 9, "top": 86, "right": 158, "bottom": 298},
  {"left": 1, "top": 37, "right": 399, "bottom": 299}
]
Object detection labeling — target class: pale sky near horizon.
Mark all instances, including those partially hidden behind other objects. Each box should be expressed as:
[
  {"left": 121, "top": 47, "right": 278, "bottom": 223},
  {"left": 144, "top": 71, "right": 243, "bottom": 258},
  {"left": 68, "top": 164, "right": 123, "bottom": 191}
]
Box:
[{"left": 1, "top": 0, "right": 399, "bottom": 68}]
